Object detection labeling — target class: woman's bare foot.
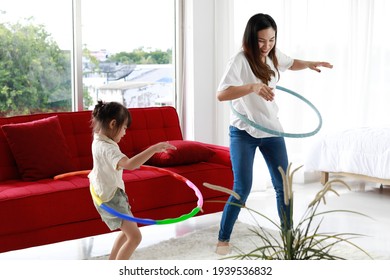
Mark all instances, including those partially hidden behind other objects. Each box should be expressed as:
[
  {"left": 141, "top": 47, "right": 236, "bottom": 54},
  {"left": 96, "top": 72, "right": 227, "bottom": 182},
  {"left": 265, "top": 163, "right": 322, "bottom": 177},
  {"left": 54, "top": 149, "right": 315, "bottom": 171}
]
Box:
[{"left": 215, "top": 241, "right": 231, "bottom": 255}]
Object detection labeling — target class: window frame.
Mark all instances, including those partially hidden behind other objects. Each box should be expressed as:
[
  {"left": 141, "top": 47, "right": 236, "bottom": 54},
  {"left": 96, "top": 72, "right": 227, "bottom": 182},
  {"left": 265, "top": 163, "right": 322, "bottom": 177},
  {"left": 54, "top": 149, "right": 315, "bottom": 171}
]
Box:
[{"left": 72, "top": 0, "right": 84, "bottom": 111}]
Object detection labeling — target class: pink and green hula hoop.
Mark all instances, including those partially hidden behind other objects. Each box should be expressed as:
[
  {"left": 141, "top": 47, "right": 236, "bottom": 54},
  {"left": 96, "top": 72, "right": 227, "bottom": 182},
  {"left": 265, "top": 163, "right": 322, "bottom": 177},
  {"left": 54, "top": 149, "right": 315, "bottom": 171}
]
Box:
[{"left": 90, "top": 165, "right": 203, "bottom": 225}]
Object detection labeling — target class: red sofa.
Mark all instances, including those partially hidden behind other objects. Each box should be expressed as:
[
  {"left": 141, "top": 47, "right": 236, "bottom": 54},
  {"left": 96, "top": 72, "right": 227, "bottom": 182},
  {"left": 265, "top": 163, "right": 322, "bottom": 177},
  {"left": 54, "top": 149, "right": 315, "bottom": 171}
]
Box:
[{"left": 0, "top": 106, "right": 233, "bottom": 253}]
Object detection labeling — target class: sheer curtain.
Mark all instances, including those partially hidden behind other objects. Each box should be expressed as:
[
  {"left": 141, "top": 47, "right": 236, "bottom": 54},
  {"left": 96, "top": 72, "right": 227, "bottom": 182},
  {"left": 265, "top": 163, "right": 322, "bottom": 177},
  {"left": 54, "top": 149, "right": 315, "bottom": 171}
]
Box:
[{"left": 231, "top": 0, "right": 390, "bottom": 174}]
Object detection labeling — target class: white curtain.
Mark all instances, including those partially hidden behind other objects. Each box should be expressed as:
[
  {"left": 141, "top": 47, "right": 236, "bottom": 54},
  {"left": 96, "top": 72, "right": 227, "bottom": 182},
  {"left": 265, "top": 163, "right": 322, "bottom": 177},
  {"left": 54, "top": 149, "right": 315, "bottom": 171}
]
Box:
[{"left": 232, "top": 0, "right": 390, "bottom": 167}]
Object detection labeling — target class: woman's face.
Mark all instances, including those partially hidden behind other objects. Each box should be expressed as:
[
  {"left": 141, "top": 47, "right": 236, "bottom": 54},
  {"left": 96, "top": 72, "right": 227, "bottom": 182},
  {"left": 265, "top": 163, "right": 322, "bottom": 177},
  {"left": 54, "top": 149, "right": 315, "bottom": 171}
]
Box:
[{"left": 257, "top": 27, "right": 276, "bottom": 60}]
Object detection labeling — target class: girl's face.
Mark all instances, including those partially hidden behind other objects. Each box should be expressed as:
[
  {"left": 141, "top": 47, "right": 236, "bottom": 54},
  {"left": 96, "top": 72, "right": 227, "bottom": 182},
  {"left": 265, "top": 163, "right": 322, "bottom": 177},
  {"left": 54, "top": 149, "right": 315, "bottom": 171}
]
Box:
[
  {"left": 113, "top": 124, "right": 127, "bottom": 143},
  {"left": 106, "top": 118, "right": 128, "bottom": 143},
  {"left": 257, "top": 27, "right": 276, "bottom": 60}
]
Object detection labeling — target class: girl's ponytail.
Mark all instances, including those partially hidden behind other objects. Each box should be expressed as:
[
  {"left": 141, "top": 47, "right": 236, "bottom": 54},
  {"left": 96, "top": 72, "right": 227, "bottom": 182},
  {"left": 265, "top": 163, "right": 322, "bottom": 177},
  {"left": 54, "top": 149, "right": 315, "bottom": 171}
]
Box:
[{"left": 92, "top": 100, "right": 105, "bottom": 119}]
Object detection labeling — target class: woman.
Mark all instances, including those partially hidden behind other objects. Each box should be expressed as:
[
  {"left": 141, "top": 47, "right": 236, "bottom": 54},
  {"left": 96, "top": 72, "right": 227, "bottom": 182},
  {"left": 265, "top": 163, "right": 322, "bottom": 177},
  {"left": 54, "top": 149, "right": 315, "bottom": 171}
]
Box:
[{"left": 216, "top": 13, "right": 332, "bottom": 255}]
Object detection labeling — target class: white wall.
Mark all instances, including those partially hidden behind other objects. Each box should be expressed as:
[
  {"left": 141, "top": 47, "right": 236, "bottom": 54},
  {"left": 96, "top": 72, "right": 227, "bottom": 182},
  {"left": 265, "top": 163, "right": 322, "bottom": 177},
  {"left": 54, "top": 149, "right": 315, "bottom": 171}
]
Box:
[
  {"left": 182, "top": 0, "right": 232, "bottom": 146},
  {"left": 182, "top": 0, "right": 216, "bottom": 143}
]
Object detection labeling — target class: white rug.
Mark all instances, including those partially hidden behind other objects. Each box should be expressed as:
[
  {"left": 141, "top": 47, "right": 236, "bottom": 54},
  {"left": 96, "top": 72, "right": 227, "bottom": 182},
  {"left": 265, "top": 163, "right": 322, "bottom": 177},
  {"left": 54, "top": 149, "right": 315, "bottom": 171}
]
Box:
[
  {"left": 94, "top": 221, "right": 387, "bottom": 260},
  {"left": 131, "top": 221, "right": 256, "bottom": 260}
]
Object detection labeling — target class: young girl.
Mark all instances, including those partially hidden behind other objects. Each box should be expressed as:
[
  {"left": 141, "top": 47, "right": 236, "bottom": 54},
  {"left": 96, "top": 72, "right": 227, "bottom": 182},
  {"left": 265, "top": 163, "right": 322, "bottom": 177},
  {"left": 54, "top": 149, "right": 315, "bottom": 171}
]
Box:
[
  {"left": 215, "top": 13, "right": 332, "bottom": 255},
  {"left": 88, "top": 101, "right": 176, "bottom": 260}
]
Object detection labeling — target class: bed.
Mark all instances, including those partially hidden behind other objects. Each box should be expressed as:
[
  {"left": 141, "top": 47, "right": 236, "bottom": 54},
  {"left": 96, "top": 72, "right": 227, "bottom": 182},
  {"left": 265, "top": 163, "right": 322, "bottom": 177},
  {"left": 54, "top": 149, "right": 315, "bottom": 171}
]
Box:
[{"left": 305, "top": 127, "right": 390, "bottom": 187}]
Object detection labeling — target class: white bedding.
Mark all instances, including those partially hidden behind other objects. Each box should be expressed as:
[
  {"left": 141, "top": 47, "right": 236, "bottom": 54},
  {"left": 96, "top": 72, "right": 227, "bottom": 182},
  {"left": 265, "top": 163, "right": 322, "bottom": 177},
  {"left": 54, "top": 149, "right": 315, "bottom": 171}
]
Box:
[{"left": 305, "top": 127, "right": 390, "bottom": 180}]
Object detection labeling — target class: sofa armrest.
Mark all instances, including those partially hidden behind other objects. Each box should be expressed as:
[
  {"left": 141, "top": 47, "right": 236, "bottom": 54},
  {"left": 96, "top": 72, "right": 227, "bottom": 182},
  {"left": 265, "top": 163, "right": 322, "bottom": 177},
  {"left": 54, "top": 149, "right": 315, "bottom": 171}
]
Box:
[{"left": 204, "top": 143, "right": 231, "bottom": 167}]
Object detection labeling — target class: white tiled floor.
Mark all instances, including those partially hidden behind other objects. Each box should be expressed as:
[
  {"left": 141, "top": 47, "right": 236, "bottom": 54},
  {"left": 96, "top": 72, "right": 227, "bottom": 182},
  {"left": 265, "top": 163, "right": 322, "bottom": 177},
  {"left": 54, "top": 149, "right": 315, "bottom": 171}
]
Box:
[{"left": 1, "top": 177, "right": 390, "bottom": 260}]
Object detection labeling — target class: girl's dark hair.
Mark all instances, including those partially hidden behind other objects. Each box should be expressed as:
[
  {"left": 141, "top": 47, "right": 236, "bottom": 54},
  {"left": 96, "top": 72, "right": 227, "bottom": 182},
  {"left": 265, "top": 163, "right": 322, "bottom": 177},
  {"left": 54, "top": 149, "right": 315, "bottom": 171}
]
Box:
[
  {"left": 242, "top": 13, "right": 279, "bottom": 84},
  {"left": 91, "top": 101, "right": 131, "bottom": 138}
]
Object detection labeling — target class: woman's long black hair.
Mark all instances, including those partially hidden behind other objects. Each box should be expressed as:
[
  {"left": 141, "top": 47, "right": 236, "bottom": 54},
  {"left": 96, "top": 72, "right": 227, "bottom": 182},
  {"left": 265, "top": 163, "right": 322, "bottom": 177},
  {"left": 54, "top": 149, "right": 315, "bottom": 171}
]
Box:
[{"left": 242, "top": 13, "right": 280, "bottom": 84}]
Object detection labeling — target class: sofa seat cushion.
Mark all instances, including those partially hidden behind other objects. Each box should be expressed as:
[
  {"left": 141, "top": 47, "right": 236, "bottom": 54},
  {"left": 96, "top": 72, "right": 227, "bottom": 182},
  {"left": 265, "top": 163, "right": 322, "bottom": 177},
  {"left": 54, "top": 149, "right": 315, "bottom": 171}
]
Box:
[
  {"left": 0, "top": 176, "right": 97, "bottom": 236},
  {"left": 0, "top": 162, "right": 233, "bottom": 236}
]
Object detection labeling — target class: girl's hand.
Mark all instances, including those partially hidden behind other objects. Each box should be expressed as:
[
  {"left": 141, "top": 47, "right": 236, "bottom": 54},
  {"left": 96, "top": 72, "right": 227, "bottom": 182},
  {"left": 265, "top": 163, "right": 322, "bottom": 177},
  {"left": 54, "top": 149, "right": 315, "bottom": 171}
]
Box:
[
  {"left": 253, "top": 83, "right": 275, "bottom": 101},
  {"left": 153, "top": 141, "right": 177, "bottom": 153},
  {"left": 119, "top": 142, "right": 176, "bottom": 170}
]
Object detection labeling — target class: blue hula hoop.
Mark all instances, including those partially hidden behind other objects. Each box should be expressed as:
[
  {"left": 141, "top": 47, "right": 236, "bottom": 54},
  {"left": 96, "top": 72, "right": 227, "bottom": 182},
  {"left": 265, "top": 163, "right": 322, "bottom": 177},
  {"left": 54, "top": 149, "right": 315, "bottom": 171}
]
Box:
[{"left": 230, "top": 85, "right": 322, "bottom": 138}]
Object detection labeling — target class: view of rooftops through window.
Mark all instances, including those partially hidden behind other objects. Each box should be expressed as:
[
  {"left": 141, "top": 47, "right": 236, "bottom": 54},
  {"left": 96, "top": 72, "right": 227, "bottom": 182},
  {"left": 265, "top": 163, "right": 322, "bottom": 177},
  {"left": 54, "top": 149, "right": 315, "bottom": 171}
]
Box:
[
  {"left": 81, "top": 0, "right": 175, "bottom": 109},
  {"left": 0, "top": 0, "right": 175, "bottom": 117}
]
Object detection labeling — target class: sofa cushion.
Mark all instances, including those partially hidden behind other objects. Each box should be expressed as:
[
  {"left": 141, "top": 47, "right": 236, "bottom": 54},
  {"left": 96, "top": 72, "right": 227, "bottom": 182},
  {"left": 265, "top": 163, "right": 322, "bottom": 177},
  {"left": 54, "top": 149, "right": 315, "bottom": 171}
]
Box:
[
  {"left": 0, "top": 161, "right": 233, "bottom": 237},
  {"left": 146, "top": 140, "right": 215, "bottom": 167},
  {"left": 1, "top": 116, "right": 74, "bottom": 181},
  {"left": 0, "top": 176, "right": 98, "bottom": 236}
]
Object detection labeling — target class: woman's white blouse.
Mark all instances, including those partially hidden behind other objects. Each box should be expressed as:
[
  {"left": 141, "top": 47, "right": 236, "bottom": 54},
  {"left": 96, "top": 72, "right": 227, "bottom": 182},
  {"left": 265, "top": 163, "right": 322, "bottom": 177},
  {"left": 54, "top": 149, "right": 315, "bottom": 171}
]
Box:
[{"left": 218, "top": 49, "right": 294, "bottom": 138}]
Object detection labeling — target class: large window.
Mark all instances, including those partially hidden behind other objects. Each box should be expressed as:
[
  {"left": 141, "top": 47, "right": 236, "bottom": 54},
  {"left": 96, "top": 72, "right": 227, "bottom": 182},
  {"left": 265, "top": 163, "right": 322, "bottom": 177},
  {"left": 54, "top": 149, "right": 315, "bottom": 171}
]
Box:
[{"left": 0, "top": 0, "right": 175, "bottom": 117}]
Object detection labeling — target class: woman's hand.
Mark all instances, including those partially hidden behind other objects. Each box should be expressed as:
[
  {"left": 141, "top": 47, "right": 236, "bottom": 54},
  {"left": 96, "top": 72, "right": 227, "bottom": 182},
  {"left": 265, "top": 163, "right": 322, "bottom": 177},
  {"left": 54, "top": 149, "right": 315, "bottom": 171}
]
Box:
[
  {"left": 252, "top": 83, "right": 275, "bottom": 101},
  {"left": 217, "top": 83, "right": 275, "bottom": 102},
  {"left": 308, "top": 61, "right": 333, "bottom": 73},
  {"left": 291, "top": 59, "right": 333, "bottom": 73}
]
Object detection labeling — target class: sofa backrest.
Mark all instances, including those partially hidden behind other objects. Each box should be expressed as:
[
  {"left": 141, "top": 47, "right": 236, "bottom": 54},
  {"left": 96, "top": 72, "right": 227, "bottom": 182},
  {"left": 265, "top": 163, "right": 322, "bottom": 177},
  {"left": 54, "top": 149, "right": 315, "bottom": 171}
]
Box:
[{"left": 0, "top": 106, "right": 183, "bottom": 181}]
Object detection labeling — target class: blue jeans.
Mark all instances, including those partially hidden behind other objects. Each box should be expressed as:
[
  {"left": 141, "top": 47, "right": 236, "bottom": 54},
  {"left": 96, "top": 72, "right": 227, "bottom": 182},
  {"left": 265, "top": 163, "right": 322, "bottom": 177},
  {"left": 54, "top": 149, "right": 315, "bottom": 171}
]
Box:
[{"left": 218, "top": 126, "right": 290, "bottom": 242}]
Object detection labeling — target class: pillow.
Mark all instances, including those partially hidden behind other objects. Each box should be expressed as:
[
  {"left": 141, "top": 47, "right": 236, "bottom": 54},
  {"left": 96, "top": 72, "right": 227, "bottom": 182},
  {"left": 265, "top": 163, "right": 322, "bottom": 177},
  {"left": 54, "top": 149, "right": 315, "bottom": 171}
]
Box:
[
  {"left": 146, "top": 140, "right": 215, "bottom": 167},
  {"left": 1, "top": 116, "right": 74, "bottom": 181}
]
